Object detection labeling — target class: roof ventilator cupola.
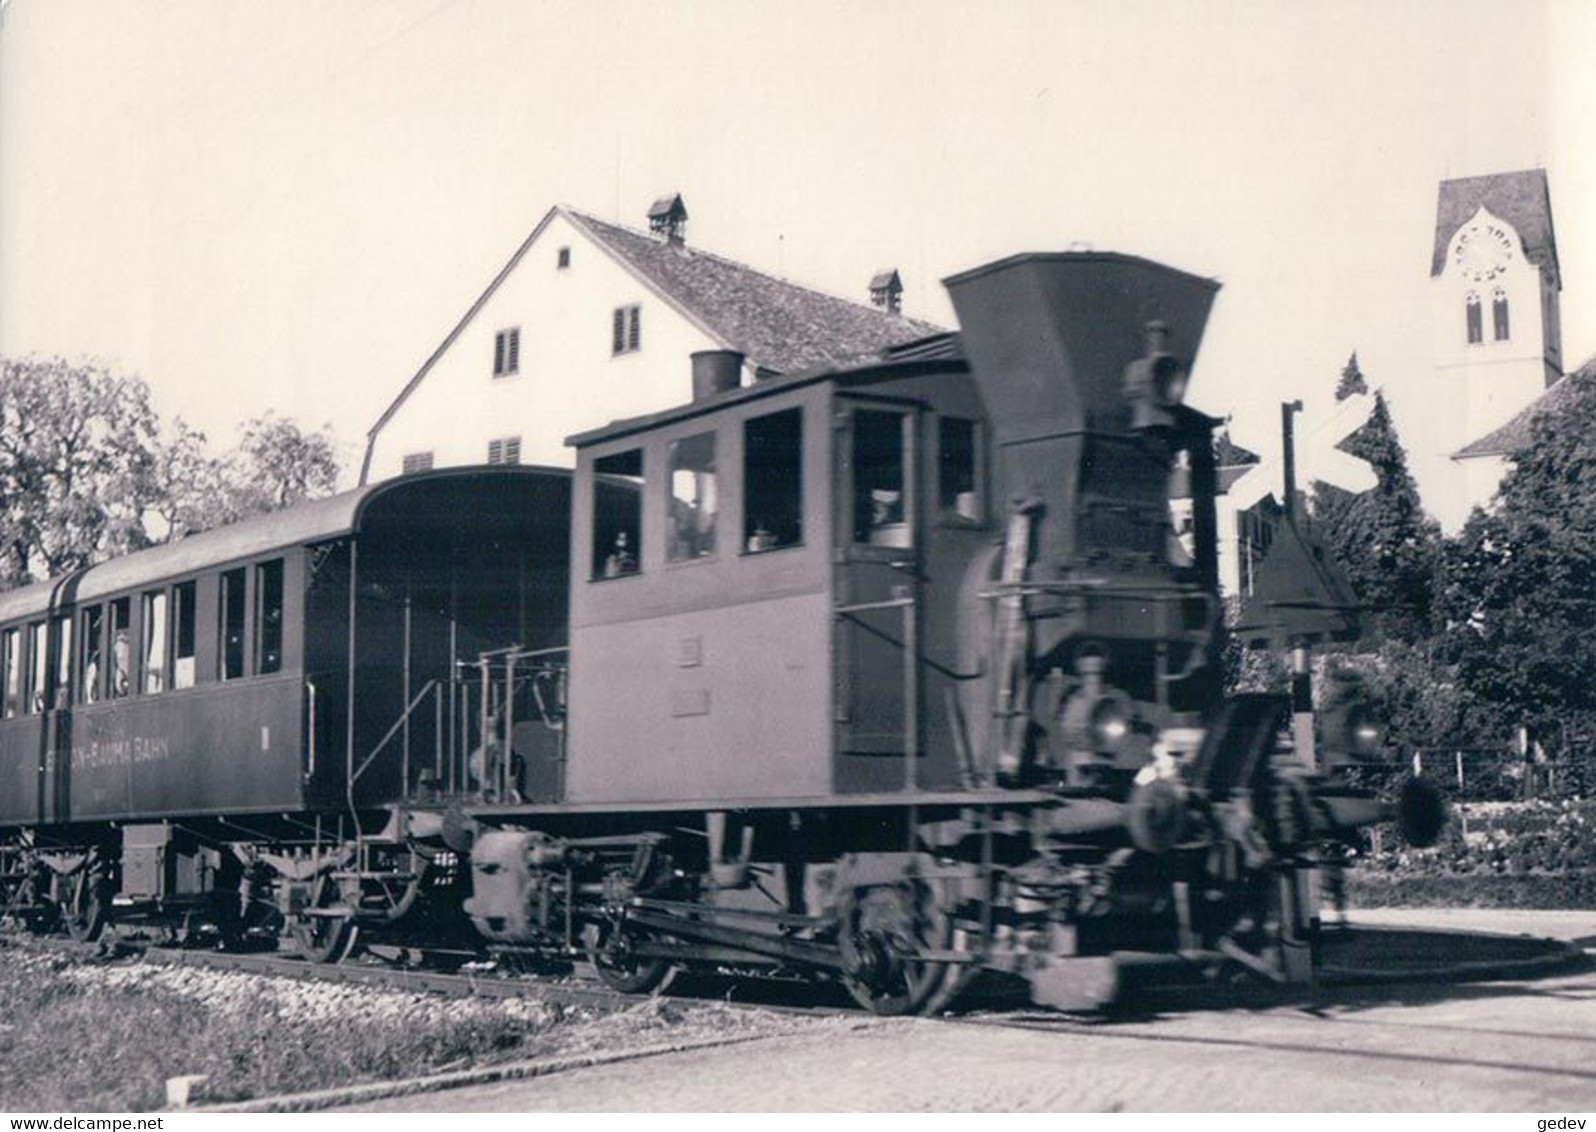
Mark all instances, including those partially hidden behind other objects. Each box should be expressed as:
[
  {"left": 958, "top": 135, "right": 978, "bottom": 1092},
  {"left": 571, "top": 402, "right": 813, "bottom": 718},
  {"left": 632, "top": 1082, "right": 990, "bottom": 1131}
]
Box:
[
  {"left": 648, "top": 193, "right": 689, "bottom": 246},
  {"left": 869, "top": 268, "right": 903, "bottom": 314}
]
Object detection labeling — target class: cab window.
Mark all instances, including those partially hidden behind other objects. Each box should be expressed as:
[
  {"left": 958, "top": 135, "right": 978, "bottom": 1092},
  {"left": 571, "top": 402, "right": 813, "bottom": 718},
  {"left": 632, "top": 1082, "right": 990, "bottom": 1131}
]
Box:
[
  {"left": 80, "top": 606, "right": 103, "bottom": 704},
  {"left": 26, "top": 622, "right": 46, "bottom": 713},
  {"left": 52, "top": 616, "right": 71, "bottom": 708},
  {"left": 108, "top": 599, "right": 131, "bottom": 699},
  {"left": 220, "top": 569, "right": 247, "bottom": 680},
  {"left": 172, "top": 581, "right": 197, "bottom": 690},
  {"left": 143, "top": 590, "right": 168, "bottom": 694},
  {"left": 744, "top": 408, "right": 803, "bottom": 552},
  {"left": 938, "top": 416, "right": 981, "bottom": 522},
  {"left": 667, "top": 432, "right": 717, "bottom": 562},
  {"left": 593, "top": 450, "right": 643, "bottom": 579},
  {"left": 851, "top": 410, "right": 909, "bottom": 547},
  {"left": 256, "top": 560, "right": 284, "bottom": 674},
  {"left": 2, "top": 628, "right": 18, "bottom": 718}
]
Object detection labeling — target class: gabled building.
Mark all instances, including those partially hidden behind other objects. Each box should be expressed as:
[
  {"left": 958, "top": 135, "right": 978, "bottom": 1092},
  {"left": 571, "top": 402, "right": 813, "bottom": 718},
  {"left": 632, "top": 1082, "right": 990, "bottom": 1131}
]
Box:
[
  {"left": 1428, "top": 168, "right": 1564, "bottom": 530},
  {"left": 361, "top": 198, "right": 942, "bottom": 483}
]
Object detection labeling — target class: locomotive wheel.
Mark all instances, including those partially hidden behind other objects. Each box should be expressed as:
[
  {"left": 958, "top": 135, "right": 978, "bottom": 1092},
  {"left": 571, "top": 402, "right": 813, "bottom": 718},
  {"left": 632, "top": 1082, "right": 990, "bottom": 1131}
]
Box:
[
  {"left": 290, "top": 876, "right": 359, "bottom": 964},
  {"left": 837, "top": 882, "right": 955, "bottom": 1017},
  {"left": 61, "top": 868, "right": 110, "bottom": 944},
  {"left": 585, "top": 920, "right": 672, "bottom": 995}
]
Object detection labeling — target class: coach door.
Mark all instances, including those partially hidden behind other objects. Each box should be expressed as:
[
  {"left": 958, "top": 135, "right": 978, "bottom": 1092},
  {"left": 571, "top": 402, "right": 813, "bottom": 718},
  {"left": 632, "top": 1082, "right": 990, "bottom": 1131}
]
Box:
[
  {"left": 832, "top": 398, "right": 923, "bottom": 793},
  {"left": 33, "top": 615, "right": 72, "bottom": 824}
]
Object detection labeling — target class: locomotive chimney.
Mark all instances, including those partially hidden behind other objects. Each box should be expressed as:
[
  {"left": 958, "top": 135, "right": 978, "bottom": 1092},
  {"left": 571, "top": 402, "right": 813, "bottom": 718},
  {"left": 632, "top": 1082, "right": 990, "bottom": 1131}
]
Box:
[
  {"left": 691, "top": 349, "right": 744, "bottom": 400},
  {"left": 942, "top": 252, "right": 1220, "bottom": 572}
]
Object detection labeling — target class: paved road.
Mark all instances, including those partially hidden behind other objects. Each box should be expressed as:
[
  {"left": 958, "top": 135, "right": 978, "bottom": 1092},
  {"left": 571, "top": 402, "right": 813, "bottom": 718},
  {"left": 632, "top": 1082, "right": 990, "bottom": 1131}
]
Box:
[{"left": 353, "top": 908, "right": 1596, "bottom": 1111}]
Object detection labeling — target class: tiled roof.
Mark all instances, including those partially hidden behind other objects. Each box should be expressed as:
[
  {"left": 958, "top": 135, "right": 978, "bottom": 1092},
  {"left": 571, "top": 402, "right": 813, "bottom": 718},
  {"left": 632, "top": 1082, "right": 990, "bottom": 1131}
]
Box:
[
  {"left": 1431, "top": 169, "right": 1560, "bottom": 286},
  {"left": 1215, "top": 432, "right": 1260, "bottom": 468},
  {"left": 566, "top": 210, "right": 944, "bottom": 375},
  {"left": 1452, "top": 355, "right": 1594, "bottom": 459}
]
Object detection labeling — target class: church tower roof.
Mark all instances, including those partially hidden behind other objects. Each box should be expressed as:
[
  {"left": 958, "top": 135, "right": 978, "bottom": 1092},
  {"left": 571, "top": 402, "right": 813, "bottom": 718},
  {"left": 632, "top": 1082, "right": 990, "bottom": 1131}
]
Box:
[{"left": 1431, "top": 168, "right": 1559, "bottom": 287}]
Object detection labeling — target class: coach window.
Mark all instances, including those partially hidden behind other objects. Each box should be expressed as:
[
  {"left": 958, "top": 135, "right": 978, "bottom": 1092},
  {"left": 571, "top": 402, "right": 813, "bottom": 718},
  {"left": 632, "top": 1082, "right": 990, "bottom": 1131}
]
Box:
[
  {"left": 743, "top": 408, "right": 803, "bottom": 552},
  {"left": 257, "top": 560, "right": 284, "bottom": 674},
  {"left": 667, "top": 432, "right": 717, "bottom": 562},
  {"left": 172, "top": 582, "right": 197, "bottom": 690},
  {"left": 2, "top": 628, "right": 18, "bottom": 718},
  {"left": 220, "top": 568, "right": 247, "bottom": 680},
  {"left": 143, "top": 590, "right": 168, "bottom": 694},
  {"left": 851, "top": 410, "right": 910, "bottom": 547},
  {"left": 26, "top": 622, "right": 46, "bottom": 713},
  {"left": 108, "top": 598, "right": 131, "bottom": 699},
  {"left": 80, "top": 606, "right": 103, "bottom": 704},
  {"left": 592, "top": 450, "right": 644, "bottom": 579},
  {"left": 52, "top": 615, "right": 71, "bottom": 709},
  {"left": 938, "top": 417, "right": 982, "bottom": 523}
]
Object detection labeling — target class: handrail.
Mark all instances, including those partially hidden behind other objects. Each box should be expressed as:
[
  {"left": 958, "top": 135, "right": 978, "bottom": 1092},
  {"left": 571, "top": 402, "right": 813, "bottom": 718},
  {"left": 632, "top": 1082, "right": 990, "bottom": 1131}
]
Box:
[
  {"left": 306, "top": 680, "right": 317, "bottom": 778},
  {"left": 351, "top": 678, "right": 440, "bottom": 787}
]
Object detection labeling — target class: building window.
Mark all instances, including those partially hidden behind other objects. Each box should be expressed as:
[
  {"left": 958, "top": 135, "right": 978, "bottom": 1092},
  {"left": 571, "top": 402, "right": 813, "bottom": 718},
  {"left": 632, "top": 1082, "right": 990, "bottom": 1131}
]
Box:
[
  {"left": 1465, "top": 292, "right": 1483, "bottom": 345},
  {"left": 593, "top": 449, "right": 644, "bottom": 578},
  {"left": 852, "top": 410, "right": 910, "bottom": 547},
  {"left": 612, "top": 304, "right": 641, "bottom": 355},
  {"left": 487, "top": 436, "right": 522, "bottom": 466},
  {"left": 220, "top": 568, "right": 247, "bottom": 681},
  {"left": 173, "top": 581, "right": 197, "bottom": 690},
  {"left": 939, "top": 417, "right": 981, "bottom": 522},
  {"left": 667, "top": 432, "right": 717, "bottom": 561},
  {"left": 401, "top": 451, "right": 434, "bottom": 475},
  {"left": 1, "top": 627, "right": 17, "bottom": 718},
  {"left": 108, "top": 599, "right": 131, "bottom": 699},
  {"left": 79, "top": 606, "right": 102, "bottom": 704},
  {"left": 1493, "top": 288, "right": 1510, "bottom": 341},
  {"left": 493, "top": 327, "right": 520, "bottom": 377},
  {"left": 557, "top": 246, "right": 571, "bottom": 269},
  {"left": 744, "top": 408, "right": 803, "bottom": 552},
  {"left": 257, "top": 560, "right": 284, "bottom": 675}
]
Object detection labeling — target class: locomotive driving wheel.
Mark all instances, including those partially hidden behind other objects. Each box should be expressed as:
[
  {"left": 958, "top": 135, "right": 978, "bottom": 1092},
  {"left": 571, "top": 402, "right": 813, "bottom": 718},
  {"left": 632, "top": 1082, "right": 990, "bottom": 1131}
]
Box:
[
  {"left": 584, "top": 918, "right": 672, "bottom": 994},
  {"left": 837, "top": 881, "right": 956, "bottom": 1017},
  {"left": 290, "top": 874, "right": 359, "bottom": 964},
  {"left": 61, "top": 866, "right": 110, "bottom": 943}
]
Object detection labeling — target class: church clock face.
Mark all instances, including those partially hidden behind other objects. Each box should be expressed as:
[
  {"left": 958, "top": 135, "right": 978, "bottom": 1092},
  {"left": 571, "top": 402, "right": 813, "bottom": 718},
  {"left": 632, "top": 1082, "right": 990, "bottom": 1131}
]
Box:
[{"left": 1454, "top": 222, "right": 1514, "bottom": 283}]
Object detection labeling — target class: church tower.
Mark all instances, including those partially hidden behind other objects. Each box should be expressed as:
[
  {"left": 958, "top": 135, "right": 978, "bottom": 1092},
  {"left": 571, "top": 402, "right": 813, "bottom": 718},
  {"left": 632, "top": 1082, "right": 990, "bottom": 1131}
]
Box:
[{"left": 1429, "top": 169, "right": 1562, "bottom": 530}]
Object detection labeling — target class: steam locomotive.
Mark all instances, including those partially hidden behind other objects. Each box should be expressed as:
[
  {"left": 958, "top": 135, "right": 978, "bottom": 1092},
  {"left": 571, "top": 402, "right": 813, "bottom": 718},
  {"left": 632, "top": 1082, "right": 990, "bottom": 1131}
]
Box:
[{"left": 0, "top": 251, "right": 1444, "bottom": 1014}]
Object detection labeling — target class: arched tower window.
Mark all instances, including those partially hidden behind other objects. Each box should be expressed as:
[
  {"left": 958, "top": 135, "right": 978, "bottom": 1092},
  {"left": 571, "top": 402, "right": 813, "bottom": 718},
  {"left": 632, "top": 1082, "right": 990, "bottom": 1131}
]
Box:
[
  {"left": 1492, "top": 288, "right": 1510, "bottom": 341},
  {"left": 1465, "top": 292, "right": 1483, "bottom": 345}
]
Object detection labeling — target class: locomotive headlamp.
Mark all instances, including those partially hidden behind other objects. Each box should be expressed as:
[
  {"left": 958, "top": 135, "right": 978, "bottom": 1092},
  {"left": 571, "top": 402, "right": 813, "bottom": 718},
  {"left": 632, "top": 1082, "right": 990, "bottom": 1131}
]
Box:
[
  {"left": 1319, "top": 695, "right": 1387, "bottom": 764},
  {"left": 1091, "top": 700, "right": 1132, "bottom": 752}
]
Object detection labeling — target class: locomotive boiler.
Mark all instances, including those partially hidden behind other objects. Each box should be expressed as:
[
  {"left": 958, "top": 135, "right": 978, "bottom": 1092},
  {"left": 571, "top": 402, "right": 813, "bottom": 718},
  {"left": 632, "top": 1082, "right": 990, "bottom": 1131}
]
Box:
[{"left": 0, "top": 249, "right": 1445, "bottom": 1014}]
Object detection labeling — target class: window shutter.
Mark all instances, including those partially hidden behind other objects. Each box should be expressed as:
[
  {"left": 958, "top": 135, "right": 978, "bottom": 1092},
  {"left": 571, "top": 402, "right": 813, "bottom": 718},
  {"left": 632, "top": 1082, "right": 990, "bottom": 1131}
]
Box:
[
  {"left": 628, "top": 306, "right": 641, "bottom": 352},
  {"left": 505, "top": 437, "right": 521, "bottom": 465},
  {"left": 613, "top": 308, "right": 625, "bottom": 354},
  {"left": 494, "top": 332, "right": 505, "bottom": 375},
  {"left": 488, "top": 439, "right": 503, "bottom": 465},
  {"left": 508, "top": 328, "right": 520, "bottom": 373}
]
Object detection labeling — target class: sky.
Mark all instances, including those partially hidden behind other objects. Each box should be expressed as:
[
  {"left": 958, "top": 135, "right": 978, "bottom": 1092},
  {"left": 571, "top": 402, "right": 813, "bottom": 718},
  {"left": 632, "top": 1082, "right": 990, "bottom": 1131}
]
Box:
[{"left": 2, "top": 0, "right": 1593, "bottom": 497}]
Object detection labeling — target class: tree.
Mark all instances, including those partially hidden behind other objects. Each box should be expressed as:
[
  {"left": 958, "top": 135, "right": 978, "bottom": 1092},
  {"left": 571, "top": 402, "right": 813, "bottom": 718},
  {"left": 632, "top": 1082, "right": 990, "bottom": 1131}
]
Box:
[
  {"left": 1335, "top": 351, "right": 1368, "bottom": 401},
  {"left": 0, "top": 356, "right": 162, "bottom": 585},
  {"left": 222, "top": 413, "right": 340, "bottom": 518},
  {"left": 0, "top": 356, "right": 343, "bottom": 587},
  {"left": 1311, "top": 391, "right": 1440, "bottom": 642},
  {"left": 1435, "top": 369, "right": 1596, "bottom": 762}
]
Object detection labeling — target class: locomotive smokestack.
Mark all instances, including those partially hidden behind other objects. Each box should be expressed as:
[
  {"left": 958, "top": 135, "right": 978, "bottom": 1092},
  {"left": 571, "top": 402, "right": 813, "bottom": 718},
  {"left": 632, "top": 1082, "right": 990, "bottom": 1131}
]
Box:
[
  {"left": 942, "top": 252, "right": 1220, "bottom": 572},
  {"left": 690, "top": 349, "right": 744, "bottom": 400}
]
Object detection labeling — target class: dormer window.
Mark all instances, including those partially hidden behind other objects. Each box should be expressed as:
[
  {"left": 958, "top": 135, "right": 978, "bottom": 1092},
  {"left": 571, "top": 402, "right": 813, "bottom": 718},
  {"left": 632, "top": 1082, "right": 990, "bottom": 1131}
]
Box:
[
  {"left": 1492, "top": 288, "right": 1510, "bottom": 341},
  {"left": 1465, "top": 292, "right": 1483, "bottom": 345},
  {"left": 493, "top": 327, "right": 520, "bottom": 377}
]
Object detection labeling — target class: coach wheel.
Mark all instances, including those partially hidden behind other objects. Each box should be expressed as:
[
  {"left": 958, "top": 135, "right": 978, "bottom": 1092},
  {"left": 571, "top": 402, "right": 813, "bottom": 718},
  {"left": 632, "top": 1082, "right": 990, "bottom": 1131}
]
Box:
[
  {"left": 585, "top": 919, "right": 672, "bottom": 995},
  {"left": 62, "top": 868, "right": 110, "bottom": 944},
  {"left": 837, "top": 882, "right": 956, "bottom": 1017},
  {"left": 291, "top": 876, "right": 359, "bottom": 964}
]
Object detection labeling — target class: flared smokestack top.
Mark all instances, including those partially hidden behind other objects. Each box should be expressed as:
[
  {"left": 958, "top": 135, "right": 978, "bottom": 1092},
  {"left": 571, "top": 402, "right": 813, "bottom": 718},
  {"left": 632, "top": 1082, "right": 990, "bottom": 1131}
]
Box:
[
  {"left": 943, "top": 252, "right": 1219, "bottom": 444},
  {"left": 943, "top": 252, "right": 1222, "bottom": 579}
]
